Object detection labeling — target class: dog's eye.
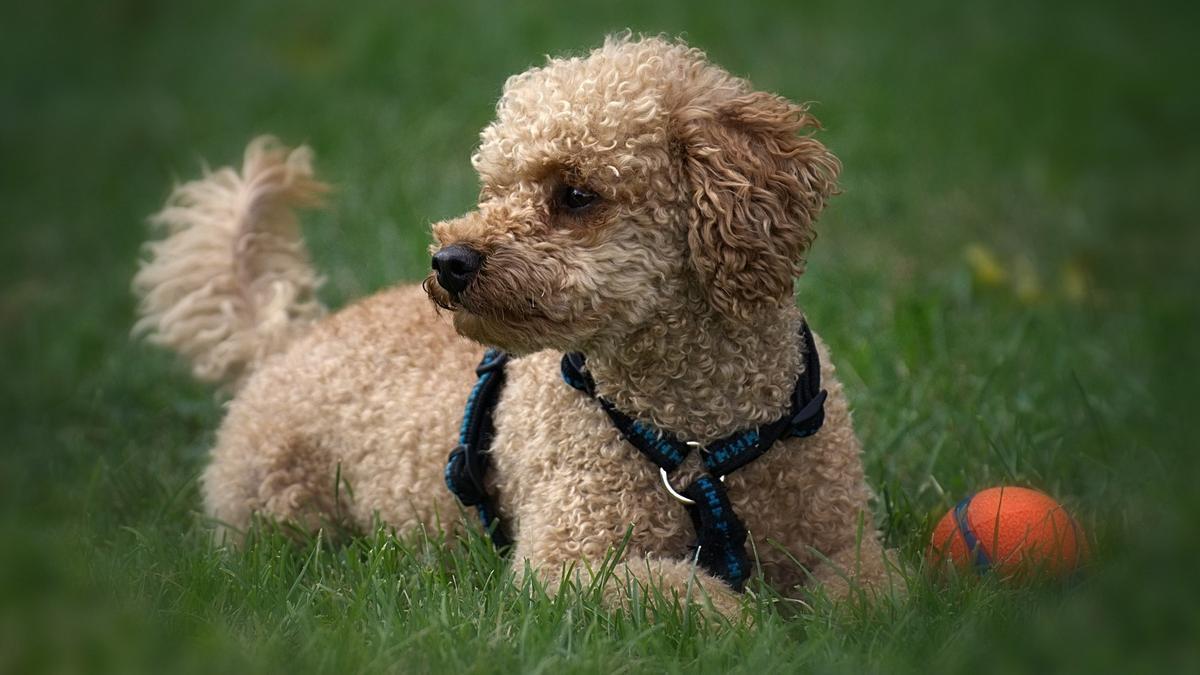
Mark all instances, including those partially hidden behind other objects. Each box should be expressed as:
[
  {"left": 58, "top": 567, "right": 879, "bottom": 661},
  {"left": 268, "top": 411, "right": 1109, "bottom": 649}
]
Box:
[{"left": 556, "top": 185, "right": 599, "bottom": 213}]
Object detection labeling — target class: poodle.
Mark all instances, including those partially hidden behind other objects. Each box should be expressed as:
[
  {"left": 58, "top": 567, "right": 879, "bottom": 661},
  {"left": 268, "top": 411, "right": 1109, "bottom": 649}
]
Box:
[{"left": 133, "top": 35, "right": 898, "bottom": 616}]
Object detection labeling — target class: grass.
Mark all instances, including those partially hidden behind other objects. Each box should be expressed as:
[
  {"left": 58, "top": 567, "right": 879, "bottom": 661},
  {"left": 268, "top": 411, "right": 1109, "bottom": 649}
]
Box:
[{"left": 2, "top": 0, "right": 1197, "bottom": 672}]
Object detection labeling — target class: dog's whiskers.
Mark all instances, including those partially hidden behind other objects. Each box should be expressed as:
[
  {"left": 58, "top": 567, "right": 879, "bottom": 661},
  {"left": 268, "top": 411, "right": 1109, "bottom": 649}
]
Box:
[{"left": 421, "top": 276, "right": 461, "bottom": 312}]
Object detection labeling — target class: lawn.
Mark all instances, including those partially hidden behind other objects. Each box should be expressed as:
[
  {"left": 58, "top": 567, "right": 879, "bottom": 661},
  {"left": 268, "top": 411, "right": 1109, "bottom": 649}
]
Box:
[{"left": 2, "top": 1, "right": 1197, "bottom": 672}]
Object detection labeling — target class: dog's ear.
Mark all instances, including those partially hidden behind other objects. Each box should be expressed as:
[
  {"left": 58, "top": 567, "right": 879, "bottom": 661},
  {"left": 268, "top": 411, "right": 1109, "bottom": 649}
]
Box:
[{"left": 677, "top": 90, "right": 840, "bottom": 320}]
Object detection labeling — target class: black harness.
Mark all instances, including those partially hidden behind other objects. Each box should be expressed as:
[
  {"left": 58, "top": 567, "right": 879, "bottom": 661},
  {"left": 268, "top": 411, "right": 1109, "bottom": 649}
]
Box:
[{"left": 444, "top": 321, "right": 827, "bottom": 591}]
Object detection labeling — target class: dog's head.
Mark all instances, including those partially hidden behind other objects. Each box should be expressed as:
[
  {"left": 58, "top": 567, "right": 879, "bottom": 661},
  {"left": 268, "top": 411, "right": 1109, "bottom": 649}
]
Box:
[{"left": 425, "top": 35, "right": 839, "bottom": 354}]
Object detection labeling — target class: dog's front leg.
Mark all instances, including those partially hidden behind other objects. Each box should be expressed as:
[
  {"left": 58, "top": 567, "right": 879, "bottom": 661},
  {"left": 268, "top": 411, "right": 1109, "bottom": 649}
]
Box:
[
  {"left": 603, "top": 554, "right": 745, "bottom": 619},
  {"left": 513, "top": 540, "right": 745, "bottom": 620}
]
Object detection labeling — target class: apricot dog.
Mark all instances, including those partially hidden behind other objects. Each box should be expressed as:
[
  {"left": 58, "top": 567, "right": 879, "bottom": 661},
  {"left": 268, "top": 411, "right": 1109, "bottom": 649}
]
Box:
[{"left": 134, "top": 35, "right": 896, "bottom": 615}]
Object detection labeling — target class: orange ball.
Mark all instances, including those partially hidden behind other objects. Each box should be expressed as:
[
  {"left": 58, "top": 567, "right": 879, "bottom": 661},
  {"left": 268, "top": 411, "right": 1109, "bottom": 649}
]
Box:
[{"left": 928, "top": 486, "right": 1086, "bottom": 580}]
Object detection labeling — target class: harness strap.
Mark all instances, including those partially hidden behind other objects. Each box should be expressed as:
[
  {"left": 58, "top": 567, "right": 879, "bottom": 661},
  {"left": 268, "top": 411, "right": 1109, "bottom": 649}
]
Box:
[
  {"left": 562, "top": 351, "right": 688, "bottom": 472},
  {"left": 700, "top": 320, "right": 826, "bottom": 476},
  {"left": 682, "top": 475, "right": 749, "bottom": 588},
  {"left": 559, "top": 320, "right": 827, "bottom": 591},
  {"left": 444, "top": 321, "right": 827, "bottom": 591},
  {"left": 444, "top": 348, "right": 512, "bottom": 548}
]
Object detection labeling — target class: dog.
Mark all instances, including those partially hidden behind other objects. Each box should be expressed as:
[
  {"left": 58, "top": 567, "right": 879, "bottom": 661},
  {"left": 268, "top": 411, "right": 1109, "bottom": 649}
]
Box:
[{"left": 133, "top": 35, "right": 897, "bottom": 616}]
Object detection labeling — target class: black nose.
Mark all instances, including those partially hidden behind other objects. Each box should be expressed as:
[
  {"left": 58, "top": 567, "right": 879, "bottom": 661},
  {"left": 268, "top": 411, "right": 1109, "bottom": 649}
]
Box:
[{"left": 431, "top": 245, "right": 483, "bottom": 295}]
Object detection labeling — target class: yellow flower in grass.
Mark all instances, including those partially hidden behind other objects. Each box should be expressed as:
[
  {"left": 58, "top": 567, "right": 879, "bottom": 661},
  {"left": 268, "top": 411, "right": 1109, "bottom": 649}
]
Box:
[
  {"left": 965, "top": 244, "right": 1091, "bottom": 305},
  {"left": 964, "top": 244, "right": 1008, "bottom": 287}
]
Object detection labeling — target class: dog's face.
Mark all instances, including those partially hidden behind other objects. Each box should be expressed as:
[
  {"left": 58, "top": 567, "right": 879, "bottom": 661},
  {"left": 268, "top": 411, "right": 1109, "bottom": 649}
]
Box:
[{"left": 425, "top": 36, "right": 840, "bottom": 354}]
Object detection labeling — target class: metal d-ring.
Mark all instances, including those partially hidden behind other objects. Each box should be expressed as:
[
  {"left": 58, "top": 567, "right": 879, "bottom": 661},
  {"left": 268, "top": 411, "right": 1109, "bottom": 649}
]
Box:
[{"left": 659, "top": 467, "right": 725, "bottom": 505}]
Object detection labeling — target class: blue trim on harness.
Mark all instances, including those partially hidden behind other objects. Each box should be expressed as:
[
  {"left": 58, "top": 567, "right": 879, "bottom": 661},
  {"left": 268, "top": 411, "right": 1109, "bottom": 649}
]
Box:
[
  {"left": 444, "top": 349, "right": 512, "bottom": 548},
  {"left": 704, "top": 430, "right": 760, "bottom": 470},
  {"left": 630, "top": 420, "right": 686, "bottom": 467},
  {"left": 684, "top": 474, "right": 747, "bottom": 587}
]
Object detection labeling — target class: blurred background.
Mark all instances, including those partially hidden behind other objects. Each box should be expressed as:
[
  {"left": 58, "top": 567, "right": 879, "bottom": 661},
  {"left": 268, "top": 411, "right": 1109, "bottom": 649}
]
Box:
[{"left": 1, "top": 1, "right": 1196, "bottom": 672}]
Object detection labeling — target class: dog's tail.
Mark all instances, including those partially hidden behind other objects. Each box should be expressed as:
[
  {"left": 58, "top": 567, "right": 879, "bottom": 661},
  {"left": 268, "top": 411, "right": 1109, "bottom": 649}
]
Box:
[{"left": 132, "top": 136, "right": 328, "bottom": 389}]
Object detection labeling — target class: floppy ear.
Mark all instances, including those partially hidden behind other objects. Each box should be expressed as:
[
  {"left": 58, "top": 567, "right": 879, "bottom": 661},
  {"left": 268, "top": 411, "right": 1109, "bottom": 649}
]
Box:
[{"left": 678, "top": 90, "right": 840, "bottom": 320}]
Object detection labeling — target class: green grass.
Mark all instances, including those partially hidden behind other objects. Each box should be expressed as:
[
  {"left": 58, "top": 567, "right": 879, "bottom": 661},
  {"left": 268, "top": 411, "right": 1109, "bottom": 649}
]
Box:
[{"left": 2, "top": 0, "right": 1197, "bottom": 672}]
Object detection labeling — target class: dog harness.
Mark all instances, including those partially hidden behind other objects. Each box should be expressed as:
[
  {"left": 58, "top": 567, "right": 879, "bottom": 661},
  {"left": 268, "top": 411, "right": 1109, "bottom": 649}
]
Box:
[{"left": 444, "top": 321, "right": 827, "bottom": 591}]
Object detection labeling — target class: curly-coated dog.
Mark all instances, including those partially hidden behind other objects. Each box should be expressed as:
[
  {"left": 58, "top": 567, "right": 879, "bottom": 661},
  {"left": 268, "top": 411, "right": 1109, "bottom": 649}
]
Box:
[{"left": 134, "top": 35, "right": 898, "bottom": 615}]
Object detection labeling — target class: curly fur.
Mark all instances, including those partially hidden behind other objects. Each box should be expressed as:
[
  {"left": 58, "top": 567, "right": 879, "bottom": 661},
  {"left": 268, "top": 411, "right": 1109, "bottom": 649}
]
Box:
[
  {"left": 139, "top": 35, "right": 899, "bottom": 616},
  {"left": 132, "top": 136, "right": 327, "bottom": 388}
]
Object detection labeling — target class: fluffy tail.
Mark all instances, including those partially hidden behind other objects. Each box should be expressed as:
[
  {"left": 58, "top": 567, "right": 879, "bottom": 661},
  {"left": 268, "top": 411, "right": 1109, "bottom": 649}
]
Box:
[{"left": 132, "top": 136, "right": 329, "bottom": 389}]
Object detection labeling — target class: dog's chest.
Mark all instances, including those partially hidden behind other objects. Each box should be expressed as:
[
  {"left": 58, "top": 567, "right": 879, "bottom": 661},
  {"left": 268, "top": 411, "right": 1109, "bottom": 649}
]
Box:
[{"left": 484, "top": 351, "right": 696, "bottom": 555}]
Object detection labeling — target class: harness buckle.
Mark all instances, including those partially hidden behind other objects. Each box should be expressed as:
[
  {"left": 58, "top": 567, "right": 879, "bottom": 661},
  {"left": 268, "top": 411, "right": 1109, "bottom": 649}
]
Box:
[
  {"left": 659, "top": 440, "right": 723, "bottom": 505},
  {"left": 788, "top": 389, "right": 828, "bottom": 438},
  {"left": 659, "top": 467, "right": 724, "bottom": 505}
]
